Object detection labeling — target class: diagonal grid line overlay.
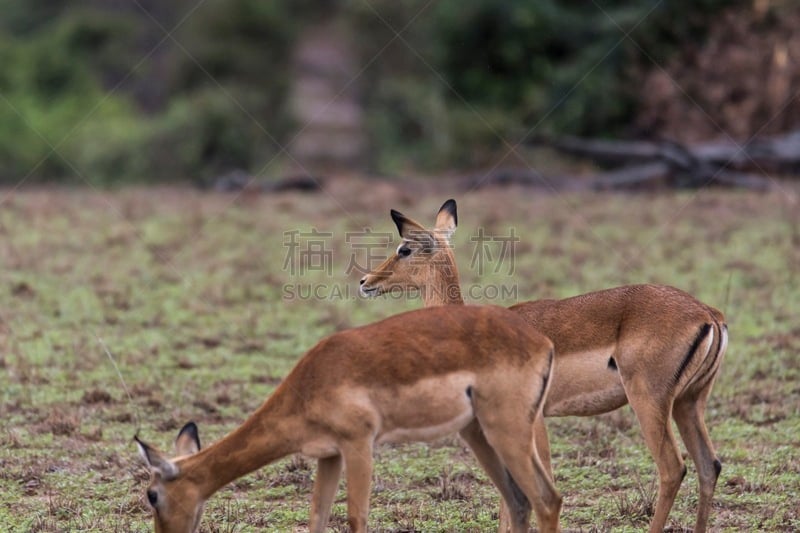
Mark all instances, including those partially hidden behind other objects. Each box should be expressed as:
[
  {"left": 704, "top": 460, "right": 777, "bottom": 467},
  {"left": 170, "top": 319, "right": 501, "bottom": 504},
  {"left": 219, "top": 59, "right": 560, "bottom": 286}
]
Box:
[
  {"left": 363, "top": 0, "right": 665, "bottom": 276},
  {"left": 131, "top": 0, "right": 426, "bottom": 227},
  {"left": 0, "top": 79, "right": 362, "bottom": 491},
  {"left": 126, "top": 0, "right": 438, "bottom": 311},
  {"left": 590, "top": 0, "right": 796, "bottom": 254},
  {"left": 127, "top": 0, "right": 442, "bottom": 268},
  {"left": 4, "top": 119, "right": 291, "bottom": 360},
  {"left": 130, "top": 3, "right": 486, "bottom": 475},
  {"left": 0, "top": 0, "right": 291, "bottom": 296},
  {"left": 6, "top": 2, "right": 502, "bottom": 521},
  {"left": 0, "top": 0, "right": 209, "bottom": 207},
  {"left": 124, "top": 0, "right": 424, "bottom": 302},
  {"left": 593, "top": 0, "right": 793, "bottom": 197},
  {"left": 463, "top": 1, "right": 664, "bottom": 194},
  {"left": 29, "top": 0, "right": 412, "bottom": 474},
  {"left": 106, "top": 5, "right": 800, "bottom": 524},
  {"left": 260, "top": 0, "right": 437, "bottom": 176}
]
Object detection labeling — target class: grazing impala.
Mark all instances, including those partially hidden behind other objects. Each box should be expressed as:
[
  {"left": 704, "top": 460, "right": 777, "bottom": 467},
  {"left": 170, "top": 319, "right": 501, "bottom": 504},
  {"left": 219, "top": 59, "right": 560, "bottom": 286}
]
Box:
[
  {"left": 359, "top": 200, "right": 728, "bottom": 533},
  {"left": 135, "top": 305, "right": 561, "bottom": 533}
]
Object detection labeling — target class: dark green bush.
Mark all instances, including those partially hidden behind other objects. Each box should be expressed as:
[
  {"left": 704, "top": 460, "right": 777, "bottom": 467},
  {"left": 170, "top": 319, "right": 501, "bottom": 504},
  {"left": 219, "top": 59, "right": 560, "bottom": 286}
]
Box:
[
  {"left": 0, "top": 1, "right": 300, "bottom": 185},
  {"left": 350, "top": 0, "right": 744, "bottom": 173},
  {"left": 0, "top": 12, "right": 136, "bottom": 182}
]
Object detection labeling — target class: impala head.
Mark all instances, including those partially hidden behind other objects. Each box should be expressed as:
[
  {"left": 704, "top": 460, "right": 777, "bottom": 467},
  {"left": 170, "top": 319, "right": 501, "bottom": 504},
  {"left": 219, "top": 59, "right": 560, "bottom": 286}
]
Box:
[
  {"left": 359, "top": 199, "right": 461, "bottom": 304},
  {"left": 136, "top": 422, "right": 204, "bottom": 533}
]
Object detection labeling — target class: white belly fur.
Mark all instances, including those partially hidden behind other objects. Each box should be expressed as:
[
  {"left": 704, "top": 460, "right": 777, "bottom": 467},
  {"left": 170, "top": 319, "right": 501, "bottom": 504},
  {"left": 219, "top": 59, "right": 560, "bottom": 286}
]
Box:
[
  {"left": 300, "top": 438, "right": 340, "bottom": 458},
  {"left": 375, "top": 371, "right": 476, "bottom": 445},
  {"left": 544, "top": 346, "right": 627, "bottom": 417},
  {"left": 377, "top": 409, "right": 474, "bottom": 444}
]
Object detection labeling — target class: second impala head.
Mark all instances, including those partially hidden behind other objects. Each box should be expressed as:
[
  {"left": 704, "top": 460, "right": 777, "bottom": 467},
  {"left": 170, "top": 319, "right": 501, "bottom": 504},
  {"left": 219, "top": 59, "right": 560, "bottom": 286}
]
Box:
[
  {"left": 359, "top": 199, "right": 457, "bottom": 298},
  {"left": 136, "top": 423, "right": 204, "bottom": 533}
]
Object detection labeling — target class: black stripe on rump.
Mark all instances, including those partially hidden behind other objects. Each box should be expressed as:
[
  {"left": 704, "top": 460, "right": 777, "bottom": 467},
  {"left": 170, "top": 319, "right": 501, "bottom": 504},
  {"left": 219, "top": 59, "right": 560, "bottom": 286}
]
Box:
[
  {"left": 691, "top": 322, "right": 726, "bottom": 392},
  {"left": 674, "top": 323, "right": 712, "bottom": 387}
]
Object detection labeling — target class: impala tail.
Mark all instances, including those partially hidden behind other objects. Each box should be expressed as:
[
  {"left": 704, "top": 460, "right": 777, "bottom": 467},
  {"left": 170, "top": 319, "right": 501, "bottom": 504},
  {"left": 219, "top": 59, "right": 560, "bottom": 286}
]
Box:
[{"left": 674, "top": 318, "right": 728, "bottom": 398}]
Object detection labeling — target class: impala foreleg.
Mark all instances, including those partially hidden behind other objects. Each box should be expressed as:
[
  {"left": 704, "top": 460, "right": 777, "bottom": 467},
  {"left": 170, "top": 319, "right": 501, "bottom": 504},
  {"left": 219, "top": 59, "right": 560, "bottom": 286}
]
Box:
[
  {"left": 342, "top": 442, "right": 373, "bottom": 533},
  {"left": 533, "top": 416, "right": 554, "bottom": 480},
  {"left": 309, "top": 454, "right": 343, "bottom": 533}
]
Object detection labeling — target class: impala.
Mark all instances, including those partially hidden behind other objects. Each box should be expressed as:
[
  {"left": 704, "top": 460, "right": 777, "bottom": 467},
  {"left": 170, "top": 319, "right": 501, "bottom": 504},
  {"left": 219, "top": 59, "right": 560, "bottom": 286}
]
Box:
[
  {"left": 359, "top": 199, "right": 728, "bottom": 532},
  {"left": 136, "top": 305, "right": 561, "bottom": 533}
]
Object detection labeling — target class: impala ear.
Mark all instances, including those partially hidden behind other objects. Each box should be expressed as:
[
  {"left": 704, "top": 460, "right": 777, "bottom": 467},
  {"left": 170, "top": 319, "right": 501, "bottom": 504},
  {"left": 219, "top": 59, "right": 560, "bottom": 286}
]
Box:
[
  {"left": 390, "top": 209, "right": 427, "bottom": 240},
  {"left": 135, "top": 435, "right": 179, "bottom": 480},
  {"left": 175, "top": 422, "right": 201, "bottom": 456},
  {"left": 434, "top": 199, "right": 457, "bottom": 242}
]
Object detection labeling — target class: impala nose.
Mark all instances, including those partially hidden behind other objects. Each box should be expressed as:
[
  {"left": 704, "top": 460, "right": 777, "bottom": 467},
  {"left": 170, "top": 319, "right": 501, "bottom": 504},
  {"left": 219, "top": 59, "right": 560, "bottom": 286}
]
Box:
[{"left": 359, "top": 278, "right": 365, "bottom": 285}]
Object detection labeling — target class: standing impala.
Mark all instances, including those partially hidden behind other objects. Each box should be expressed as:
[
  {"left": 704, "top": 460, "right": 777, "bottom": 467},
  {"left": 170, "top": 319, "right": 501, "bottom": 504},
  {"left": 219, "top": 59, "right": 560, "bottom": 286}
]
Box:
[
  {"left": 135, "top": 305, "right": 561, "bottom": 533},
  {"left": 359, "top": 199, "right": 728, "bottom": 533}
]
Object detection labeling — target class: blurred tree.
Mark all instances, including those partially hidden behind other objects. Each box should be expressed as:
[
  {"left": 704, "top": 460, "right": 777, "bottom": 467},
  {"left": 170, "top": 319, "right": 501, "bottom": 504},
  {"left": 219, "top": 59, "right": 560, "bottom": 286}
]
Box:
[
  {"left": 0, "top": 0, "right": 70, "bottom": 35},
  {"left": 0, "top": 7, "right": 138, "bottom": 181},
  {"left": 0, "top": 0, "right": 304, "bottom": 184}
]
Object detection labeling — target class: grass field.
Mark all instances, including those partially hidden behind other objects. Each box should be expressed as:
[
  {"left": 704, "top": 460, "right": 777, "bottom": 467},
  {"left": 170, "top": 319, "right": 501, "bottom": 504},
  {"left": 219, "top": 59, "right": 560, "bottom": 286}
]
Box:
[{"left": 0, "top": 180, "right": 798, "bottom": 532}]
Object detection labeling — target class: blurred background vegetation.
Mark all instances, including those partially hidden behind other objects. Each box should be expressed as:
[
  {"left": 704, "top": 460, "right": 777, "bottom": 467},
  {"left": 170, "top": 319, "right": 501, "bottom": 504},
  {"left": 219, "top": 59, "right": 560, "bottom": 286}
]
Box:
[{"left": 5, "top": 0, "right": 794, "bottom": 186}]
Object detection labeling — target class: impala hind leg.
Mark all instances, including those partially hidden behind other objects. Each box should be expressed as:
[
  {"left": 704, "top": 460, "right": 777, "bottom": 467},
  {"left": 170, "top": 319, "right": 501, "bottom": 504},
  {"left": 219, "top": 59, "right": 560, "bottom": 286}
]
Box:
[
  {"left": 533, "top": 416, "right": 554, "bottom": 480},
  {"left": 495, "top": 439, "right": 561, "bottom": 532},
  {"left": 673, "top": 393, "right": 720, "bottom": 533},
  {"left": 341, "top": 442, "right": 374, "bottom": 533},
  {"left": 626, "top": 394, "right": 685, "bottom": 533},
  {"left": 460, "top": 420, "right": 531, "bottom": 533},
  {"left": 498, "top": 417, "right": 554, "bottom": 533},
  {"left": 478, "top": 418, "right": 561, "bottom": 532},
  {"left": 309, "top": 454, "right": 343, "bottom": 533}
]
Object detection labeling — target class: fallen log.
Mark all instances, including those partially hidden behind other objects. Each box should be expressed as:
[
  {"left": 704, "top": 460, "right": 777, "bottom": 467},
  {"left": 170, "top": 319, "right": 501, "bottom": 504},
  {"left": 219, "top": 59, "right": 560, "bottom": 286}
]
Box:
[
  {"left": 527, "top": 131, "right": 798, "bottom": 190},
  {"left": 591, "top": 163, "right": 771, "bottom": 191},
  {"left": 691, "top": 130, "right": 800, "bottom": 170}
]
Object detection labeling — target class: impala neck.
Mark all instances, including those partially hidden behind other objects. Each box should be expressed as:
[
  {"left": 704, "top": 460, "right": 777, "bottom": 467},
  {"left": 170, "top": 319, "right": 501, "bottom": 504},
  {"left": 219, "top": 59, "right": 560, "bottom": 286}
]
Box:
[
  {"left": 422, "top": 252, "right": 464, "bottom": 306},
  {"left": 178, "top": 389, "right": 300, "bottom": 499}
]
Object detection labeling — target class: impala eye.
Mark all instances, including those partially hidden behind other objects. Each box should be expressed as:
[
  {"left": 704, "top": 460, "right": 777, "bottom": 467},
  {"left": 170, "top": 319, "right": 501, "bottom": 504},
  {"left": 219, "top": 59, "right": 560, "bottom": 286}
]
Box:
[
  {"left": 147, "top": 489, "right": 158, "bottom": 507},
  {"left": 398, "top": 246, "right": 412, "bottom": 257}
]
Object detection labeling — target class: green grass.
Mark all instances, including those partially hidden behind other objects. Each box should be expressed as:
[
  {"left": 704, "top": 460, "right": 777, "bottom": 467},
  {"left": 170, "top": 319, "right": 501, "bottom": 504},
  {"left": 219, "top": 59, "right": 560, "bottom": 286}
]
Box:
[{"left": 0, "top": 183, "right": 798, "bottom": 531}]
